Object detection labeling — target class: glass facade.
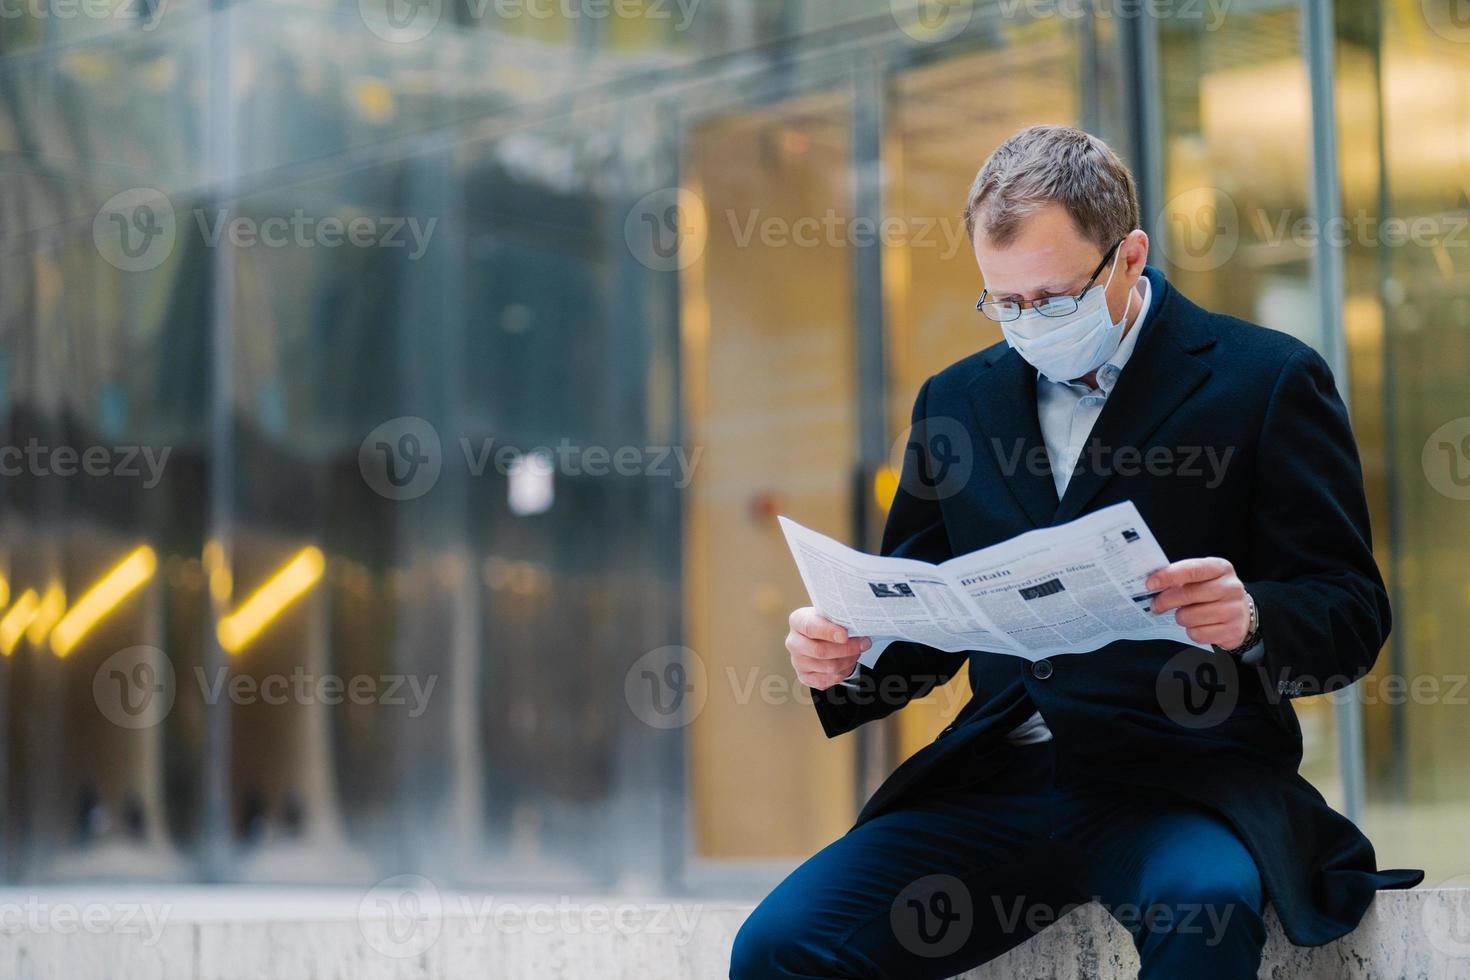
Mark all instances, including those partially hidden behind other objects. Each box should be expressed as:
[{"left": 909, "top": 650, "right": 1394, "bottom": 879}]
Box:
[{"left": 1, "top": 0, "right": 1466, "bottom": 893}]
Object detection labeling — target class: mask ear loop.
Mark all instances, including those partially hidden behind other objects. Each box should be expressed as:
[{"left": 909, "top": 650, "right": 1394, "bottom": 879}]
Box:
[{"left": 1106, "top": 244, "right": 1133, "bottom": 328}]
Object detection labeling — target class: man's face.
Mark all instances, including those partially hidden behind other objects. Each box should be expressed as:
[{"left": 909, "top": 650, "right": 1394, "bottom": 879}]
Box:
[{"left": 972, "top": 203, "right": 1147, "bottom": 326}]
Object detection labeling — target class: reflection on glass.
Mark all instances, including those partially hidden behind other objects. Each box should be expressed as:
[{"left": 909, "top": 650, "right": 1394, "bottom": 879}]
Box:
[
  {"left": 684, "top": 92, "right": 859, "bottom": 861},
  {"left": 1350, "top": 1, "right": 1470, "bottom": 883},
  {"left": 1155, "top": 1, "right": 1342, "bottom": 804},
  {"left": 881, "top": 31, "right": 1079, "bottom": 759}
]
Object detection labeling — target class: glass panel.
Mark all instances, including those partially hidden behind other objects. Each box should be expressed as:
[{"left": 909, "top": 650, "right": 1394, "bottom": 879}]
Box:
[
  {"left": 0, "top": 16, "right": 209, "bottom": 883},
  {"left": 1153, "top": 0, "right": 1342, "bottom": 804},
  {"left": 1348, "top": 0, "right": 1470, "bottom": 883},
  {"left": 683, "top": 91, "right": 858, "bottom": 862},
  {"left": 1155, "top": 4, "right": 1324, "bottom": 348},
  {"left": 881, "top": 26, "right": 1080, "bottom": 758}
]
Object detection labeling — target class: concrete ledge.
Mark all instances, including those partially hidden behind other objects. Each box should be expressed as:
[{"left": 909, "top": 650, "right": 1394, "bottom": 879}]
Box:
[
  {"left": 0, "top": 887, "right": 1462, "bottom": 978},
  {"left": 956, "top": 890, "right": 1460, "bottom": 980}
]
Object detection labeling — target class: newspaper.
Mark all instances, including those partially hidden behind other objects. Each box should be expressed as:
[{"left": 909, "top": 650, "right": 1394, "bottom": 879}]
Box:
[{"left": 777, "top": 500, "right": 1207, "bottom": 664}]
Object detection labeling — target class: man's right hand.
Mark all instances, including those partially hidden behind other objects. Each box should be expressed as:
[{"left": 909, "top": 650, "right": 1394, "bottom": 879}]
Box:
[{"left": 786, "top": 607, "right": 872, "bottom": 691}]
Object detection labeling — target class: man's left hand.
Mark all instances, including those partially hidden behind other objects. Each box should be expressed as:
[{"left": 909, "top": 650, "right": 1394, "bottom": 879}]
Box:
[{"left": 1147, "top": 557, "right": 1251, "bottom": 650}]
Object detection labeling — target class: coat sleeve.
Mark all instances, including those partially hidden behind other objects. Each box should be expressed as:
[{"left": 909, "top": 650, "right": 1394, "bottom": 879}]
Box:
[
  {"left": 810, "top": 377, "right": 971, "bottom": 738},
  {"left": 1243, "top": 347, "right": 1391, "bottom": 698}
]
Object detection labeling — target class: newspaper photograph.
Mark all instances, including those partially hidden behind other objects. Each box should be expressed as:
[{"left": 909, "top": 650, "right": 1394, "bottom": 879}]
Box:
[{"left": 778, "top": 501, "right": 1207, "bottom": 664}]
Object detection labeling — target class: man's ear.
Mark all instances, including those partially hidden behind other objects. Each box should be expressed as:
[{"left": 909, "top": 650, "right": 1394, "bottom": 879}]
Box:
[{"left": 1122, "top": 229, "right": 1150, "bottom": 278}]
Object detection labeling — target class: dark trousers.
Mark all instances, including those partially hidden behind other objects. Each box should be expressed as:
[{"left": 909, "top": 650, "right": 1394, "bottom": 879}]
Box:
[{"left": 730, "top": 740, "right": 1267, "bottom": 979}]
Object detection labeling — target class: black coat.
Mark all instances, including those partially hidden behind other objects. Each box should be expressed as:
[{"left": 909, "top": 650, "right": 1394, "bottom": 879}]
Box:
[{"left": 812, "top": 266, "right": 1423, "bottom": 947}]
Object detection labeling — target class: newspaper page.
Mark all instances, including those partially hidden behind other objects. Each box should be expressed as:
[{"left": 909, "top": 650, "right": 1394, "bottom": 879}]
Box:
[
  {"left": 776, "top": 517, "right": 1022, "bottom": 655},
  {"left": 941, "top": 501, "right": 1207, "bottom": 660},
  {"left": 778, "top": 501, "right": 1207, "bottom": 665}
]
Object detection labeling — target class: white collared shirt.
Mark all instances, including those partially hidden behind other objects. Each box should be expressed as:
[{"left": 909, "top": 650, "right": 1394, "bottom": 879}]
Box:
[
  {"left": 1009, "top": 274, "right": 1261, "bottom": 746},
  {"left": 1007, "top": 276, "right": 1152, "bottom": 745},
  {"left": 1036, "top": 274, "right": 1153, "bottom": 498}
]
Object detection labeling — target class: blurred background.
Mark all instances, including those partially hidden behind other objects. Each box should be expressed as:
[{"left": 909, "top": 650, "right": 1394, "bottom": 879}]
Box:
[{"left": 0, "top": 0, "right": 1467, "bottom": 900}]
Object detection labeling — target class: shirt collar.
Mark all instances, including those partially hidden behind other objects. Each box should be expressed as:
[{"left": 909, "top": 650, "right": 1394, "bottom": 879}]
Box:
[{"left": 1040, "top": 273, "right": 1153, "bottom": 395}]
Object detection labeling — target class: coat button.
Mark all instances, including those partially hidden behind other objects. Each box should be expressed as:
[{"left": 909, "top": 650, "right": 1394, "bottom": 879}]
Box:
[{"left": 1031, "top": 659, "right": 1054, "bottom": 680}]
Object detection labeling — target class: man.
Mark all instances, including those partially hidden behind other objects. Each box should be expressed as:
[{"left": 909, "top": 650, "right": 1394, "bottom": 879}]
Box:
[{"left": 731, "top": 125, "right": 1421, "bottom": 979}]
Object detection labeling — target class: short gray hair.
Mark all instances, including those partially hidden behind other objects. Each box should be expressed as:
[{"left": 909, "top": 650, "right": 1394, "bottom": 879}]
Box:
[{"left": 964, "top": 125, "right": 1139, "bottom": 254}]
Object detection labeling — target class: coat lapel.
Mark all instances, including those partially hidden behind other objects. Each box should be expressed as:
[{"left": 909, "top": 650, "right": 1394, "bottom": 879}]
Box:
[
  {"left": 1051, "top": 271, "right": 1216, "bottom": 524},
  {"left": 965, "top": 345, "right": 1059, "bottom": 529}
]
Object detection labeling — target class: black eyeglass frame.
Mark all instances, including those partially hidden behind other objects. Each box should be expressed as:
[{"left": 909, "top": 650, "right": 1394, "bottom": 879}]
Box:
[{"left": 975, "top": 238, "right": 1124, "bottom": 322}]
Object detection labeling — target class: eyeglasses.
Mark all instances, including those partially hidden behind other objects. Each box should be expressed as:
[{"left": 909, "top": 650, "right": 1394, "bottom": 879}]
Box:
[{"left": 975, "top": 239, "right": 1123, "bottom": 322}]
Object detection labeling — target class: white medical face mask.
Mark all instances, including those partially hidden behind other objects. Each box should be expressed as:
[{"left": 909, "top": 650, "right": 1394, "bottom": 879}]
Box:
[{"left": 1001, "top": 248, "right": 1133, "bottom": 384}]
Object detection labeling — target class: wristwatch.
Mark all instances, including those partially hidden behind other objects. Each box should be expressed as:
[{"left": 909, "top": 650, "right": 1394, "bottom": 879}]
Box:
[{"left": 1213, "top": 590, "right": 1260, "bottom": 657}]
